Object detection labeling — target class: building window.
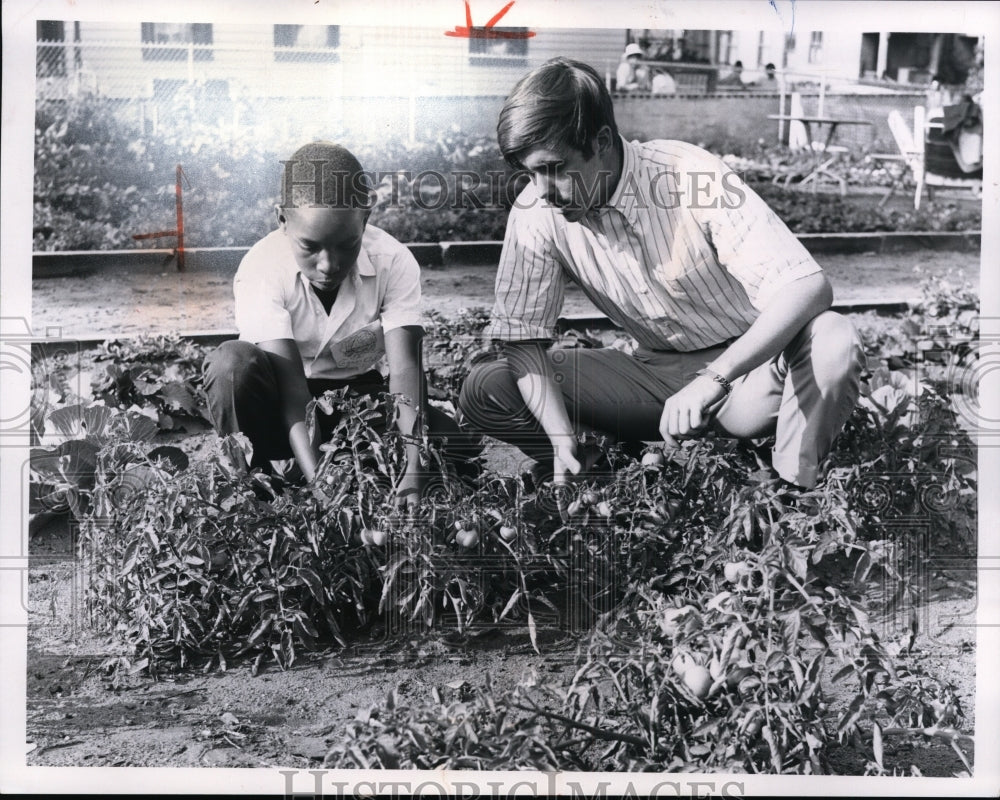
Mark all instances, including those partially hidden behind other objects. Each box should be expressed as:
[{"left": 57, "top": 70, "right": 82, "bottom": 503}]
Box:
[
  {"left": 717, "top": 31, "right": 733, "bottom": 65},
  {"left": 274, "top": 25, "right": 340, "bottom": 62},
  {"left": 808, "top": 31, "right": 823, "bottom": 64},
  {"left": 37, "top": 20, "right": 66, "bottom": 77},
  {"left": 37, "top": 20, "right": 64, "bottom": 41},
  {"left": 153, "top": 78, "right": 229, "bottom": 100},
  {"left": 468, "top": 31, "right": 529, "bottom": 67},
  {"left": 141, "top": 23, "right": 213, "bottom": 62}
]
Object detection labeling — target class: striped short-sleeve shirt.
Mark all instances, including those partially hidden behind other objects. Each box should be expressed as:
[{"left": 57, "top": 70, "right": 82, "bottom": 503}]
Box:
[{"left": 485, "top": 138, "right": 822, "bottom": 352}]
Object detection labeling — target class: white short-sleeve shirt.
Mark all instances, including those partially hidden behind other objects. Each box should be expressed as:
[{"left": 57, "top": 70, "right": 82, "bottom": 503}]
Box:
[{"left": 233, "top": 224, "right": 423, "bottom": 380}]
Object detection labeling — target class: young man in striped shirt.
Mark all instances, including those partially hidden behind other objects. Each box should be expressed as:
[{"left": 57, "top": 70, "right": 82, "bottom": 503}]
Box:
[{"left": 458, "top": 58, "right": 865, "bottom": 489}]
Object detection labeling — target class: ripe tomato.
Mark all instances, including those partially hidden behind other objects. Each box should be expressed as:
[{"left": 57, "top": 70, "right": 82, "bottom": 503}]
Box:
[
  {"left": 681, "top": 664, "right": 712, "bottom": 699},
  {"left": 456, "top": 528, "right": 479, "bottom": 548}
]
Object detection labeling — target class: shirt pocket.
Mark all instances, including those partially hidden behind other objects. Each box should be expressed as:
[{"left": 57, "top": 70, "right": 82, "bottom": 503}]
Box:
[{"left": 328, "top": 321, "right": 385, "bottom": 372}]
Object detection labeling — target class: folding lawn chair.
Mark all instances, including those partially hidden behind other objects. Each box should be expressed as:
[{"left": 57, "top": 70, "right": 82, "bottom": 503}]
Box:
[
  {"left": 868, "top": 109, "right": 923, "bottom": 208},
  {"left": 871, "top": 107, "right": 983, "bottom": 210},
  {"left": 917, "top": 105, "right": 983, "bottom": 210}
]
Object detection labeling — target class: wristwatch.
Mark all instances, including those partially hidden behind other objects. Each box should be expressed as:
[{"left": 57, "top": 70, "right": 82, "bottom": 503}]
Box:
[{"left": 696, "top": 367, "right": 733, "bottom": 396}]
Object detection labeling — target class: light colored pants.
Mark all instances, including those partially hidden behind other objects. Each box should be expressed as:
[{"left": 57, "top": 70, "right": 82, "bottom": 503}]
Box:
[{"left": 458, "top": 311, "right": 866, "bottom": 488}]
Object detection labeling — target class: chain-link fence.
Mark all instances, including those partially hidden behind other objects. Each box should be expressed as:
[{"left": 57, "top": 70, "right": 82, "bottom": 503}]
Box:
[
  {"left": 34, "top": 23, "right": 602, "bottom": 145},
  {"left": 32, "top": 23, "right": 944, "bottom": 252},
  {"left": 33, "top": 23, "right": 545, "bottom": 251}
]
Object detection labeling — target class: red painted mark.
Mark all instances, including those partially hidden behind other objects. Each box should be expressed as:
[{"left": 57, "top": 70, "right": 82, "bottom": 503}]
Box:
[
  {"left": 174, "top": 163, "right": 185, "bottom": 272},
  {"left": 445, "top": 0, "right": 535, "bottom": 39},
  {"left": 132, "top": 164, "right": 187, "bottom": 271}
]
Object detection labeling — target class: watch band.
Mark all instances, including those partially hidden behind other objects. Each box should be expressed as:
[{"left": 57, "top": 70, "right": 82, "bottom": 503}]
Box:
[{"left": 697, "top": 368, "right": 733, "bottom": 396}]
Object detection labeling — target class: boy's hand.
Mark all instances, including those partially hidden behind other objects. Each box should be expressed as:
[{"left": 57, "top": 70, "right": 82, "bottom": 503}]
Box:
[
  {"left": 394, "top": 470, "right": 426, "bottom": 513},
  {"left": 551, "top": 435, "right": 607, "bottom": 485},
  {"left": 552, "top": 438, "right": 583, "bottom": 485}
]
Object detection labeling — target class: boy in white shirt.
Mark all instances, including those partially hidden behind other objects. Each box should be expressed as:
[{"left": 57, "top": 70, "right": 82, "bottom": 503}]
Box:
[{"left": 204, "top": 141, "right": 478, "bottom": 508}]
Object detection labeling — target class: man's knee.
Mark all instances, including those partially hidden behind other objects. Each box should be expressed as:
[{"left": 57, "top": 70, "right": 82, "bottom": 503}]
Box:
[{"left": 799, "top": 311, "right": 866, "bottom": 383}]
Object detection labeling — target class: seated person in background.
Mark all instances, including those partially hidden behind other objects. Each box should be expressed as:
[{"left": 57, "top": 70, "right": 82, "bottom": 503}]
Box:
[
  {"left": 651, "top": 70, "right": 678, "bottom": 95},
  {"left": 717, "top": 60, "right": 747, "bottom": 89},
  {"left": 615, "top": 43, "right": 650, "bottom": 92},
  {"left": 203, "top": 141, "right": 479, "bottom": 509}
]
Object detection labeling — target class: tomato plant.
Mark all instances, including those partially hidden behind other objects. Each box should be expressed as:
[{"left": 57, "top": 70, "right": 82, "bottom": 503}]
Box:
[{"left": 31, "top": 299, "right": 978, "bottom": 773}]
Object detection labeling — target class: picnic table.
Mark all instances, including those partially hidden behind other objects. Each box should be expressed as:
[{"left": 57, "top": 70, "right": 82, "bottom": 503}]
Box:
[{"left": 767, "top": 115, "right": 873, "bottom": 195}]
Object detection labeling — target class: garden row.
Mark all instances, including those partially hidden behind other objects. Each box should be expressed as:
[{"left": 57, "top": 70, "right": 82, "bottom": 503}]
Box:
[
  {"left": 27, "top": 277, "right": 979, "bottom": 773},
  {"left": 33, "top": 96, "right": 982, "bottom": 252}
]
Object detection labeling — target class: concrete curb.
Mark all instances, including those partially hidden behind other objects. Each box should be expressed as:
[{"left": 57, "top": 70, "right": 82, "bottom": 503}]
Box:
[
  {"left": 31, "top": 231, "right": 982, "bottom": 279},
  {"left": 34, "top": 300, "right": 911, "bottom": 348},
  {"left": 794, "top": 231, "right": 982, "bottom": 254}
]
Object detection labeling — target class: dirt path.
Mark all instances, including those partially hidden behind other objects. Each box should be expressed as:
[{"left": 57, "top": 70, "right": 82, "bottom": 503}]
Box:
[{"left": 31, "top": 250, "right": 980, "bottom": 339}]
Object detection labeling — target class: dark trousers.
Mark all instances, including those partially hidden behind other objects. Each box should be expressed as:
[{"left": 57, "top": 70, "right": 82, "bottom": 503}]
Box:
[
  {"left": 457, "top": 312, "right": 865, "bottom": 489},
  {"left": 203, "top": 340, "right": 481, "bottom": 472}
]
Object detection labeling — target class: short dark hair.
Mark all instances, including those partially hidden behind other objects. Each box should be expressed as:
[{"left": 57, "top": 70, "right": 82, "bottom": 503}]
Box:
[
  {"left": 279, "top": 141, "right": 372, "bottom": 210},
  {"left": 497, "top": 57, "right": 618, "bottom": 169}
]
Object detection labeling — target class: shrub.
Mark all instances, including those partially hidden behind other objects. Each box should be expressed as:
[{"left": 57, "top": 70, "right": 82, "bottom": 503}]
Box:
[
  {"left": 90, "top": 333, "right": 210, "bottom": 430},
  {"left": 35, "top": 95, "right": 980, "bottom": 251}
]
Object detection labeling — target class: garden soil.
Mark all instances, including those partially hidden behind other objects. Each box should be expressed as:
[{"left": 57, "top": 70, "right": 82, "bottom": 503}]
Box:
[
  {"left": 32, "top": 249, "right": 980, "bottom": 338},
  {"left": 23, "top": 249, "right": 981, "bottom": 776}
]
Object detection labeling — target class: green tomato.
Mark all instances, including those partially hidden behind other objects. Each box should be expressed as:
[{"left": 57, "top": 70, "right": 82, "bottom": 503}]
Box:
[
  {"left": 660, "top": 605, "right": 693, "bottom": 636},
  {"left": 360, "top": 528, "right": 386, "bottom": 547},
  {"left": 642, "top": 450, "right": 666, "bottom": 469}
]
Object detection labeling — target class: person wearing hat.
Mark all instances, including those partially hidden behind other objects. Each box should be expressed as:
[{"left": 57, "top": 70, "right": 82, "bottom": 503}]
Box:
[{"left": 616, "top": 42, "right": 650, "bottom": 92}]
